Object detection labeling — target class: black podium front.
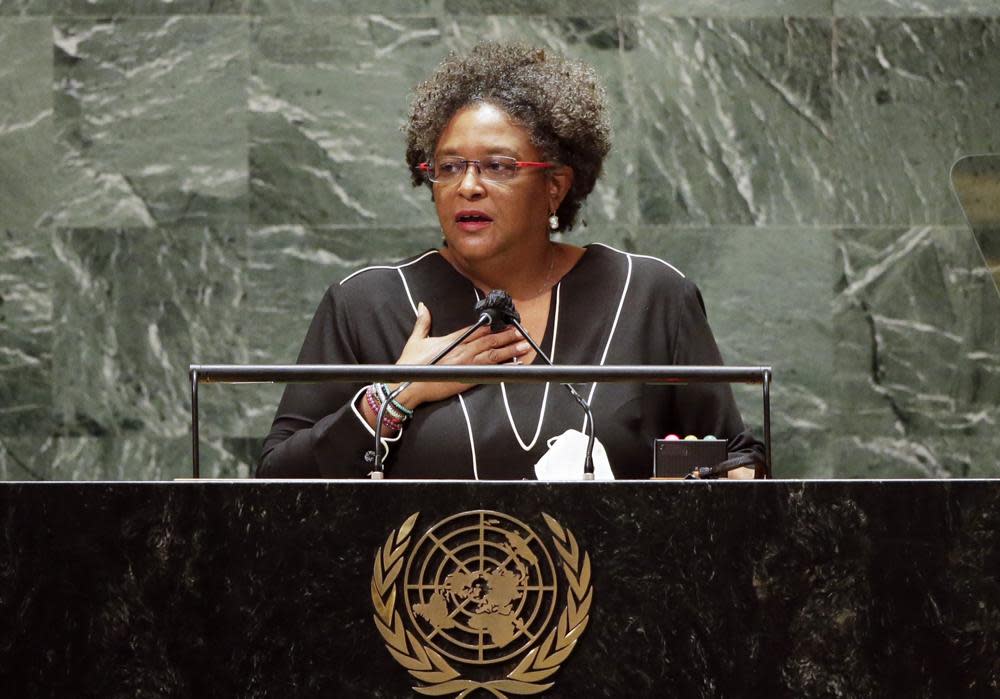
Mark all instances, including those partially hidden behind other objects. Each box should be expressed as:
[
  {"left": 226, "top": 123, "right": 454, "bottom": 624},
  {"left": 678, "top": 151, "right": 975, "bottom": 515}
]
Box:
[{"left": 1, "top": 480, "right": 998, "bottom": 697}]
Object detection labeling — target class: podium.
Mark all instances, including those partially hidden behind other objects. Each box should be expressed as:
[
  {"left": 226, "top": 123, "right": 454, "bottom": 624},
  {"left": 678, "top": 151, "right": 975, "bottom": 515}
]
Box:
[{"left": 1, "top": 479, "right": 998, "bottom": 697}]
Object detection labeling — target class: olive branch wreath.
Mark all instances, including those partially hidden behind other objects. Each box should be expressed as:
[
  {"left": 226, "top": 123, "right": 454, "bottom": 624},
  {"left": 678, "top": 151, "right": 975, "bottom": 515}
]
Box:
[{"left": 371, "top": 512, "right": 593, "bottom": 698}]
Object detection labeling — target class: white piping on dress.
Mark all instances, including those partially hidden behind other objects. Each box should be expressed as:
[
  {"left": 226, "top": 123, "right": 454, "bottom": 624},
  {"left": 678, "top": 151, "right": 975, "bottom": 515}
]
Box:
[
  {"left": 398, "top": 268, "right": 418, "bottom": 315},
  {"left": 582, "top": 248, "right": 633, "bottom": 433},
  {"left": 339, "top": 249, "right": 440, "bottom": 286},
  {"left": 501, "top": 282, "right": 560, "bottom": 451},
  {"left": 589, "top": 242, "right": 686, "bottom": 278},
  {"left": 459, "top": 286, "right": 484, "bottom": 478},
  {"left": 457, "top": 394, "right": 479, "bottom": 480},
  {"left": 341, "top": 251, "right": 437, "bottom": 468},
  {"left": 348, "top": 385, "right": 402, "bottom": 465}
]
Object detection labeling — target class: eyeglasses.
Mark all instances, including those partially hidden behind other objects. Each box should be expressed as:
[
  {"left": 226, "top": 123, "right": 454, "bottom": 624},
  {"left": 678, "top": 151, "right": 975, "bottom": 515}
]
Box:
[{"left": 417, "top": 156, "right": 554, "bottom": 184}]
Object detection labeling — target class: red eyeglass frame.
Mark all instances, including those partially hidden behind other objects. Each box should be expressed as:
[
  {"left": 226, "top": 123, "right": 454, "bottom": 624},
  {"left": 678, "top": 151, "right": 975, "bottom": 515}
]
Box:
[{"left": 417, "top": 159, "right": 554, "bottom": 178}]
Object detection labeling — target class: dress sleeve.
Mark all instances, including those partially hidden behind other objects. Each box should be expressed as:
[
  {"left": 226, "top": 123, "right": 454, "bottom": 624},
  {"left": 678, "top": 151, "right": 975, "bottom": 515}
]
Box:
[
  {"left": 256, "top": 285, "right": 400, "bottom": 478},
  {"left": 668, "top": 279, "right": 766, "bottom": 467}
]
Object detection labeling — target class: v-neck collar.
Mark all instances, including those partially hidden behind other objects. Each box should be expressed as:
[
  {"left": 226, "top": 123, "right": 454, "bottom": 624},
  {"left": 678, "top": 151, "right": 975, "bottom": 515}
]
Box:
[{"left": 423, "top": 245, "right": 598, "bottom": 362}]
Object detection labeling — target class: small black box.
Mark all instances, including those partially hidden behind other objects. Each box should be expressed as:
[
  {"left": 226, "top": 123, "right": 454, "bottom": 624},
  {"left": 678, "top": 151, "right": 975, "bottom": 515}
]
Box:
[{"left": 654, "top": 439, "right": 728, "bottom": 478}]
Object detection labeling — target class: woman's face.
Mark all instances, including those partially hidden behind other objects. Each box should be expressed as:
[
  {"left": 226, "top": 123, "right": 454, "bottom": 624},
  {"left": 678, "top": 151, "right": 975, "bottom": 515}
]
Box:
[{"left": 431, "top": 102, "right": 570, "bottom": 264}]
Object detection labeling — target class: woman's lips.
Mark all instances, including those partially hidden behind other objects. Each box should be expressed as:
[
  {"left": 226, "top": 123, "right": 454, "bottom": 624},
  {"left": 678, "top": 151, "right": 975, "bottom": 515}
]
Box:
[
  {"left": 455, "top": 210, "right": 493, "bottom": 232},
  {"left": 456, "top": 219, "right": 492, "bottom": 232}
]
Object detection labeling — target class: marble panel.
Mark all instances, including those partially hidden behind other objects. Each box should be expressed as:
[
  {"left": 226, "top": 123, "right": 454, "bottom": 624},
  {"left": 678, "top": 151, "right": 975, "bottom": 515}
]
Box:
[
  {"left": 835, "top": 0, "right": 1000, "bottom": 16},
  {"left": 0, "top": 18, "right": 54, "bottom": 231},
  {"left": 53, "top": 0, "right": 244, "bottom": 14},
  {"left": 0, "top": 433, "right": 251, "bottom": 480},
  {"left": 249, "top": 16, "right": 444, "bottom": 228},
  {"left": 442, "top": 0, "right": 638, "bottom": 15},
  {"left": 253, "top": 1, "right": 638, "bottom": 14},
  {"left": 248, "top": 0, "right": 439, "bottom": 14},
  {"left": 627, "top": 225, "right": 834, "bottom": 477},
  {"left": 0, "top": 0, "right": 49, "bottom": 14},
  {"left": 833, "top": 18, "right": 1000, "bottom": 225},
  {"left": 50, "top": 17, "right": 249, "bottom": 230},
  {"left": 629, "top": 17, "right": 837, "bottom": 226},
  {"left": 640, "top": 0, "right": 834, "bottom": 16},
  {"left": 245, "top": 225, "right": 442, "bottom": 364},
  {"left": 834, "top": 226, "right": 1000, "bottom": 477},
  {"left": 0, "top": 437, "right": 39, "bottom": 480},
  {"left": 0, "top": 230, "right": 53, "bottom": 436},
  {"left": 250, "top": 15, "right": 636, "bottom": 228},
  {"left": 198, "top": 379, "right": 284, "bottom": 442},
  {"left": 50, "top": 227, "right": 250, "bottom": 448}
]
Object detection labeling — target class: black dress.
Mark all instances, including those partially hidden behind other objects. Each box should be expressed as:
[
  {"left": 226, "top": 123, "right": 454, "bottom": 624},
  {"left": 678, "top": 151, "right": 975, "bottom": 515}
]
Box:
[{"left": 258, "top": 244, "right": 763, "bottom": 479}]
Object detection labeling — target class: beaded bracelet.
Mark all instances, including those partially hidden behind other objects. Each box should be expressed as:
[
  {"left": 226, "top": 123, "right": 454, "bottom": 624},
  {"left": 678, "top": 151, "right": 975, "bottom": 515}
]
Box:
[
  {"left": 376, "top": 383, "right": 415, "bottom": 420},
  {"left": 375, "top": 386, "right": 408, "bottom": 423},
  {"left": 365, "top": 384, "right": 403, "bottom": 431}
]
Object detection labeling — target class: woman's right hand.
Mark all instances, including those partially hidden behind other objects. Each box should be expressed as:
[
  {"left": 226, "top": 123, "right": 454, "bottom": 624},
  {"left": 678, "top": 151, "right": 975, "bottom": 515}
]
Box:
[{"left": 393, "top": 302, "right": 531, "bottom": 408}]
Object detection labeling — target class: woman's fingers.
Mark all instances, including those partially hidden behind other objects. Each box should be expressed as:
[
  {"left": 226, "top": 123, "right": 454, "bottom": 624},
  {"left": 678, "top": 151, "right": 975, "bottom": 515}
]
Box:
[
  {"left": 408, "top": 302, "right": 432, "bottom": 341},
  {"left": 401, "top": 309, "right": 489, "bottom": 366},
  {"left": 408, "top": 320, "right": 529, "bottom": 369},
  {"left": 480, "top": 342, "right": 531, "bottom": 364},
  {"left": 443, "top": 323, "right": 491, "bottom": 344},
  {"left": 395, "top": 322, "right": 532, "bottom": 406},
  {"left": 461, "top": 328, "right": 531, "bottom": 364},
  {"left": 465, "top": 327, "right": 519, "bottom": 352}
]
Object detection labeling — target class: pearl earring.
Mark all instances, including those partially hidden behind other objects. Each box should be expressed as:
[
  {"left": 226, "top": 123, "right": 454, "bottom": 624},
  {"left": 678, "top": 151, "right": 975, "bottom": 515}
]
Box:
[{"left": 548, "top": 213, "right": 559, "bottom": 230}]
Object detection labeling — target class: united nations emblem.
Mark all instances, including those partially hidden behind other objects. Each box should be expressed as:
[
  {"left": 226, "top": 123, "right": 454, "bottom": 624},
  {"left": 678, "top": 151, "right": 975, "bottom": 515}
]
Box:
[{"left": 371, "top": 510, "right": 593, "bottom": 697}]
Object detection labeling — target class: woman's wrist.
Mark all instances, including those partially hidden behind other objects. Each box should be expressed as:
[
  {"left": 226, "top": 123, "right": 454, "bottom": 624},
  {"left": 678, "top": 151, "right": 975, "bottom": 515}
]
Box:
[
  {"left": 375, "top": 383, "right": 415, "bottom": 421},
  {"left": 388, "top": 382, "right": 424, "bottom": 410}
]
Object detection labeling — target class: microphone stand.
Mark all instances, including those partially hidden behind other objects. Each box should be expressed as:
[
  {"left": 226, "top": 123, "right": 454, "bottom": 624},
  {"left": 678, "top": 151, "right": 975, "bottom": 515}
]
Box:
[
  {"left": 369, "top": 290, "right": 597, "bottom": 480},
  {"left": 369, "top": 312, "right": 492, "bottom": 479},
  {"left": 683, "top": 453, "right": 759, "bottom": 480},
  {"left": 503, "top": 316, "right": 597, "bottom": 481}
]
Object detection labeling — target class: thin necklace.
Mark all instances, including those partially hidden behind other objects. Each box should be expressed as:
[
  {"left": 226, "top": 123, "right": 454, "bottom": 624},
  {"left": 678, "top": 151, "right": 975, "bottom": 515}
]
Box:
[
  {"left": 535, "top": 243, "right": 556, "bottom": 297},
  {"left": 501, "top": 281, "right": 561, "bottom": 451}
]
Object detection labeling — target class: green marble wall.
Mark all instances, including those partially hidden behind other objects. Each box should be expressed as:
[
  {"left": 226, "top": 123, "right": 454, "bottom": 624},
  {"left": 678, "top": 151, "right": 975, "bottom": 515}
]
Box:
[{"left": 1, "top": 1, "right": 998, "bottom": 480}]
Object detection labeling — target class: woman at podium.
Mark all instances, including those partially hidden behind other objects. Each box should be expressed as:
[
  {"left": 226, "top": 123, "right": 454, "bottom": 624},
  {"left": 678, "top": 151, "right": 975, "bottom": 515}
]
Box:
[{"left": 258, "top": 42, "right": 763, "bottom": 479}]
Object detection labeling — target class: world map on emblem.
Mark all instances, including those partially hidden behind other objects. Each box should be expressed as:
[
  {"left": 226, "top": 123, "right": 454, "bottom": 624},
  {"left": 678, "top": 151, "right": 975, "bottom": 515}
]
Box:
[{"left": 403, "top": 511, "right": 558, "bottom": 664}]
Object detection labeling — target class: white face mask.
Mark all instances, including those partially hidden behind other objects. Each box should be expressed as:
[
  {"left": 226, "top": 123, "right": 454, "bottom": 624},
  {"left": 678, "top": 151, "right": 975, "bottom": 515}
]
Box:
[{"left": 534, "top": 429, "right": 614, "bottom": 481}]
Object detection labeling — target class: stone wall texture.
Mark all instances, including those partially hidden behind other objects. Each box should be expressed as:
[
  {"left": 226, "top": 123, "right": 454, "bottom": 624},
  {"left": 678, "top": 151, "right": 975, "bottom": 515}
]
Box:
[{"left": 2, "top": 0, "right": 999, "bottom": 480}]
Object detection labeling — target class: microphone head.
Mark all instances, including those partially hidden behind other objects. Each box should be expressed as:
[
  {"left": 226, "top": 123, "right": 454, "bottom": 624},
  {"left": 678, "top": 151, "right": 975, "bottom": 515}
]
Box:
[{"left": 474, "top": 289, "right": 521, "bottom": 332}]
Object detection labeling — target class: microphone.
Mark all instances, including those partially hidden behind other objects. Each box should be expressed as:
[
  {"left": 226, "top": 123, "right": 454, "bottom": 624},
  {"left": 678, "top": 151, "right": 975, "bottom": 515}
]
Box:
[
  {"left": 475, "top": 290, "right": 519, "bottom": 332},
  {"left": 485, "top": 290, "right": 597, "bottom": 481},
  {"left": 369, "top": 296, "right": 502, "bottom": 478}
]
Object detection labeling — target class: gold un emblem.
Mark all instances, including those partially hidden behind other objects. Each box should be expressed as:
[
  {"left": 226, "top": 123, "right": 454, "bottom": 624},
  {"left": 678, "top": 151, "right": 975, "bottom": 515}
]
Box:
[{"left": 371, "top": 510, "right": 593, "bottom": 697}]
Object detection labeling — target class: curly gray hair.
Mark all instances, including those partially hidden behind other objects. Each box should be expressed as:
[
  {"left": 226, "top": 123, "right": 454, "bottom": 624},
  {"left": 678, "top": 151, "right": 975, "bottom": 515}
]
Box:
[{"left": 405, "top": 42, "right": 612, "bottom": 232}]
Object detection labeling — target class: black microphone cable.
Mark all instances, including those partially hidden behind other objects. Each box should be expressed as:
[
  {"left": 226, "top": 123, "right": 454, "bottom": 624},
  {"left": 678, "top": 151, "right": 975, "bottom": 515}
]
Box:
[{"left": 486, "top": 290, "right": 597, "bottom": 480}]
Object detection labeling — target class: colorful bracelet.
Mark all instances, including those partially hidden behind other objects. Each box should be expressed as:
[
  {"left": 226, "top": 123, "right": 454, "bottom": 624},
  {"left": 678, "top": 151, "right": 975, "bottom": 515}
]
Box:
[
  {"left": 376, "top": 383, "right": 415, "bottom": 420},
  {"left": 376, "top": 386, "right": 407, "bottom": 422},
  {"left": 365, "top": 384, "right": 403, "bottom": 431}
]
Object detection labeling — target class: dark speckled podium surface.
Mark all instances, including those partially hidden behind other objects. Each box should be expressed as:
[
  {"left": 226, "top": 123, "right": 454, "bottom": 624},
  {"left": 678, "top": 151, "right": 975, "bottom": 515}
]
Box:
[{"left": 1, "top": 480, "right": 998, "bottom": 698}]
